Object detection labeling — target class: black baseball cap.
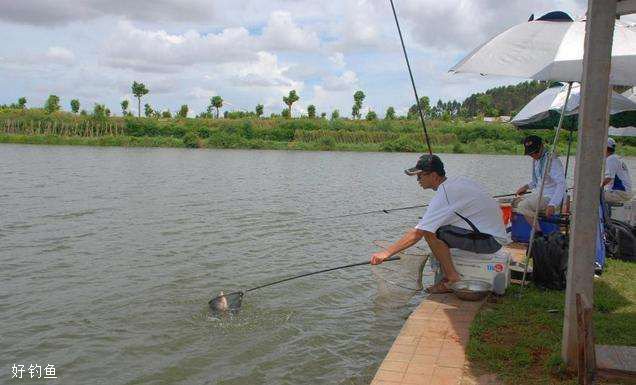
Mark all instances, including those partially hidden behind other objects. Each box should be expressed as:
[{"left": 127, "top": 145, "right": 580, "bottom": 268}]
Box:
[
  {"left": 523, "top": 135, "right": 543, "bottom": 155},
  {"left": 404, "top": 154, "right": 445, "bottom": 176}
]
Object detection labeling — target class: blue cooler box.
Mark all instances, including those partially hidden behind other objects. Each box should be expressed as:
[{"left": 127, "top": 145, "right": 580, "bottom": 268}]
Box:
[{"left": 511, "top": 212, "right": 559, "bottom": 243}]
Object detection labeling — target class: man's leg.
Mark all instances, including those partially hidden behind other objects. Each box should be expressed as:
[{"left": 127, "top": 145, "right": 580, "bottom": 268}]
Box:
[
  {"left": 423, "top": 231, "right": 461, "bottom": 285},
  {"left": 515, "top": 195, "right": 545, "bottom": 231}
]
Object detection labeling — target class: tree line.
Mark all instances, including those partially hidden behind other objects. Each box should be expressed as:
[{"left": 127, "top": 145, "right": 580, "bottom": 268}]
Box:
[{"left": 1, "top": 80, "right": 552, "bottom": 121}]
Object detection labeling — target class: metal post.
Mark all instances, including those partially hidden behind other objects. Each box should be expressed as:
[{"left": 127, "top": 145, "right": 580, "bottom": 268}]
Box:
[{"left": 562, "top": 0, "right": 616, "bottom": 367}]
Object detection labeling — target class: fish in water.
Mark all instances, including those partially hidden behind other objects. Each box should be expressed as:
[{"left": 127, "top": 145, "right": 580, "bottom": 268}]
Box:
[{"left": 215, "top": 291, "right": 229, "bottom": 311}]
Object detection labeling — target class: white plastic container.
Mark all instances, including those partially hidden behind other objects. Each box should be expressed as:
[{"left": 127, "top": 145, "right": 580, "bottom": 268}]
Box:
[
  {"left": 433, "top": 249, "right": 511, "bottom": 295},
  {"left": 610, "top": 200, "right": 635, "bottom": 226}
]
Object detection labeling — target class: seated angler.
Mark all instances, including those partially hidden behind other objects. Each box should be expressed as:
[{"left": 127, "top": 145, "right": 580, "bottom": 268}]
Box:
[
  {"left": 603, "top": 138, "right": 633, "bottom": 204},
  {"left": 370, "top": 154, "right": 508, "bottom": 293},
  {"left": 514, "top": 135, "right": 565, "bottom": 234}
]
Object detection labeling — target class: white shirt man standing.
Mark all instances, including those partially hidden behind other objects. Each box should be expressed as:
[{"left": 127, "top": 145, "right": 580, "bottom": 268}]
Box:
[{"left": 603, "top": 137, "right": 633, "bottom": 204}]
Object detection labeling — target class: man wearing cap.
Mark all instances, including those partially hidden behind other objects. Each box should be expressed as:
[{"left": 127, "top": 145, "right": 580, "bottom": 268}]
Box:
[
  {"left": 603, "top": 137, "right": 633, "bottom": 204},
  {"left": 370, "top": 154, "right": 508, "bottom": 293},
  {"left": 514, "top": 135, "right": 566, "bottom": 233}
]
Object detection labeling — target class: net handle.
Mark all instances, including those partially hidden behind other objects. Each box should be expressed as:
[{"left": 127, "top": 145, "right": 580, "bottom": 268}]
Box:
[{"left": 245, "top": 256, "right": 401, "bottom": 293}]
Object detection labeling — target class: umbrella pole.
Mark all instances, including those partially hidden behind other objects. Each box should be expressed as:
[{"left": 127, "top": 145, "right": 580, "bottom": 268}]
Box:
[
  {"left": 521, "top": 82, "right": 573, "bottom": 288},
  {"left": 562, "top": 129, "right": 574, "bottom": 215}
]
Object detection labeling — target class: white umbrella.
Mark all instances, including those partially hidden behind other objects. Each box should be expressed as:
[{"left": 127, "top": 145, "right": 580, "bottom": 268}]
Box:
[
  {"left": 512, "top": 82, "right": 636, "bottom": 129},
  {"left": 450, "top": 12, "right": 636, "bottom": 86}
]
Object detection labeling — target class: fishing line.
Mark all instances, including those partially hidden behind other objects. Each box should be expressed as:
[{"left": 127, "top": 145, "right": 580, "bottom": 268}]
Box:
[
  {"left": 389, "top": 0, "right": 433, "bottom": 155},
  {"left": 315, "top": 191, "right": 530, "bottom": 221}
]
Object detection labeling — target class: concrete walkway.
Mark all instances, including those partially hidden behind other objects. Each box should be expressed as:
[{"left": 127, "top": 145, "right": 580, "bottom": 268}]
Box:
[{"left": 370, "top": 293, "right": 501, "bottom": 385}]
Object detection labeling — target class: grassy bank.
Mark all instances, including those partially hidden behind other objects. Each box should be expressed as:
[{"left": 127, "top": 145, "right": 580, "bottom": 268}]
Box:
[
  {"left": 467, "top": 259, "right": 636, "bottom": 385},
  {"left": 2, "top": 109, "right": 636, "bottom": 155}
]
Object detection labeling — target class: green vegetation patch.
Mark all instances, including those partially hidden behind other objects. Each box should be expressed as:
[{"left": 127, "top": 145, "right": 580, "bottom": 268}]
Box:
[{"left": 468, "top": 259, "right": 635, "bottom": 385}]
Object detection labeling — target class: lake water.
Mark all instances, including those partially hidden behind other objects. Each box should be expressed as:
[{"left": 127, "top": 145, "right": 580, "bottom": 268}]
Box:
[{"left": 2, "top": 144, "right": 632, "bottom": 384}]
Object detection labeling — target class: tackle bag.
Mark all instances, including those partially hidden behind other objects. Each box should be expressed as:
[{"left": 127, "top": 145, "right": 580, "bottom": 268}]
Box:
[
  {"left": 605, "top": 219, "right": 636, "bottom": 262},
  {"left": 531, "top": 232, "right": 568, "bottom": 290}
]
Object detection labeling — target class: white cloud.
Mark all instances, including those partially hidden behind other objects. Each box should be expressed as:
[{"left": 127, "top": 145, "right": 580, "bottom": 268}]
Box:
[
  {"left": 102, "top": 21, "right": 257, "bottom": 73},
  {"left": 261, "top": 11, "right": 320, "bottom": 51},
  {"left": 0, "top": 46, "right": 75, "bottom": 68},
  {"left": 0, "top": 0, "right": 216, "bottom": 26},
  {"left": 322, "top": 70, "right": 358, "bottom": 91},
  {"left": 188, "top": 87, "right": 217, "bottom": 100},
  {"left": 227, "top": 52, "right": 303, "bottom": 92},
  {"left": 328, "top": 52, "right": 345, "bottom": 68},
  {"left": 45, "top": 46, "right": 75, "bottom": 64}
]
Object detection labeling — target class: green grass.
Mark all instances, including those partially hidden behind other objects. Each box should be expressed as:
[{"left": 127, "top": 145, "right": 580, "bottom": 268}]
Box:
[{"left": 467, "top": 259, "right": 636, "bottom": 385}]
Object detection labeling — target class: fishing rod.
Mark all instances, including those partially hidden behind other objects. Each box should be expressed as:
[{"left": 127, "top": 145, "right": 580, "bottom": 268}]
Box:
[
  {"left": 316, "top": 190, "right": 531, "bottom": 220},
  {"left": 389, "top": 0, "right": 433, "bottom": 155},
  {"left": 209, "top": 256, "right": 402, "bottom": 312}
]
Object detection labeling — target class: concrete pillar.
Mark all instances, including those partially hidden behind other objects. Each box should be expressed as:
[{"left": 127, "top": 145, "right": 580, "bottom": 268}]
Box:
[{"left": 562, "top": 0, "right": 617, "bottom": 366}]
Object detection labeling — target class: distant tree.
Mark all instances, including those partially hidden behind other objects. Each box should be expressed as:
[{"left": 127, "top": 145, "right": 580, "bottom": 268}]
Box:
[
  {"left": 162, "top": 110, "right": 172, "bottom": 118},
  {"left": 255, "top": 104, "right": 264, "bottom": 117},
  {"left": 132, "top": 81, "right": 149, "bottom": 118},
  {"left": 44, "top": 94, "right": 60, "bottom": 113},
  {"left": 211, "top": 95, "right": 223, "bottom": 118},
  {"left": 80, "top": 109, "right": 87, "bottom": 116},
  {"left": 366, "top": 110, "right": 378, "bottom": 121},
  {"left": 152, "top": 110, "right": 161, "bottom": 118},
  {"left": 352, "top": 90, "right": 365, "bottom": 119},
  {"left": 283, "top": 90, "right": 299, "bottom": 117},
  {"left": 307, "top": 104, "right": 316, "bottom": 118},
  {"left": 407, "top": 96, "right": 430, "bottom": 119},
  {"left": 351, "top": 104, "right": 360, "bottom": 119},
  {"left": 70, "top": 99, "right": 80, "bottom": 114},
  {"left": 144, "top": 103, "right": 153, "bottom": 117},
  {"left": 320, "top": 112, "right": 327, "bottom": 119},
  {"left": 92, "top": 103, "right": 108, "bottom": 119},
  {"left": 178, "top": 104, "right": 188, "bottom": 118},
  {"left": 281, "top": 108, "right": 291, "bottom": 118},
  {"left": 223, "top": 111, "right": 229, "bottom": 119},
  {"left": 476, "top": 94, "right": 497, "bottom": 117},
  {"left": 17, "top": 97, "right": 27, "bottom": 109},
  {"left": 121, "top": 100, "right": 129, "bottom": 116},
  {"left": 331, "top": 109, "right": 340, "bottom": 120},
  {"left": 385, "top": 106, "right": 396, "bottom": 120}
]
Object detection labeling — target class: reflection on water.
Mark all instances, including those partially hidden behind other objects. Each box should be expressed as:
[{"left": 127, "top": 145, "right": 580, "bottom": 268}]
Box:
[{"left": 2, "top": 144, "right": 632, "bottom": 384}]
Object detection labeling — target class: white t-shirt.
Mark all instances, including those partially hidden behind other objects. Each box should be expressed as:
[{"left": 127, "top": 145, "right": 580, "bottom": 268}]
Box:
[
  {"left": 605, "top": 154, "right": 632, "bottom": 193},
  {"left": 415, "top": 176, "right": 509, "bottom": 245}
]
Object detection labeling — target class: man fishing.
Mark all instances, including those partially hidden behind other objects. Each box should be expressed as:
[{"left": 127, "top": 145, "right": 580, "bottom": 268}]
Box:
[
  {"left": 514, "top": 135, "right": 565, "bottom": 233},
  {"left": 370, "top": 154, "right": 508, "bottom": 293}
]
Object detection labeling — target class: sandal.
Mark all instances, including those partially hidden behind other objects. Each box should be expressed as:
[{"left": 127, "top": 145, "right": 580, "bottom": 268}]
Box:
[{"left": 425, "top": 281, "right": 454, "bottom": 294}]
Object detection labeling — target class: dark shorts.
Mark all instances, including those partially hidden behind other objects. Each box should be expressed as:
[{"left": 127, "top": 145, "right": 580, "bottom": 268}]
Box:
[{"left": 435, "top": 225, "right": 502, "bottom": 254}]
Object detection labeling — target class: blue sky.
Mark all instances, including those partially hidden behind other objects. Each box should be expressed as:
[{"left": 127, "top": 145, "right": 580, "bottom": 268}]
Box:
[{"left": 0, "top": 0, "right": 606, "bottom": 117}]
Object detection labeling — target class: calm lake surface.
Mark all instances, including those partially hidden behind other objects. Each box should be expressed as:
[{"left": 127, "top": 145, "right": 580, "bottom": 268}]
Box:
[{"left": 2, "top": 144, "right": 633, "bottom": 385}]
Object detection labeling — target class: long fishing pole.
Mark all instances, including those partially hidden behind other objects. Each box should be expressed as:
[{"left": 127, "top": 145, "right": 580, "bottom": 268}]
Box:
[
  {"left": 245, "top": 256, "right": 401, "bottom": 292},
  {"left": 389, "top": 0, "right": 433, "bottom": 155},
  {"left": 316, "top": 191, "right": 530, "bottom": 220}
]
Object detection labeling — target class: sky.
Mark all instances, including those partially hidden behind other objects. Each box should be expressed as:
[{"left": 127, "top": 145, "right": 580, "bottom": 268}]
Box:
[{"left": 0, "top": 0, "right": 603, "bottom": 117}]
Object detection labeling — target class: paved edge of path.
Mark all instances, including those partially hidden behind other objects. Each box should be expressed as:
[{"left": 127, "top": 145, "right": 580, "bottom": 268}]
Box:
[{"left": 370, "top": 293, "right": 502, "bottom": 385}]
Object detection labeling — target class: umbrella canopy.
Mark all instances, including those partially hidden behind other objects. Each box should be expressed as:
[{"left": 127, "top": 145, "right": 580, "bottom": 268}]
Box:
[
  {"left": 512, "top": 82, "right": 636, "bottom": 130},
  {"left": 450, "top": 11, "right": 636, "bottom": 86}
]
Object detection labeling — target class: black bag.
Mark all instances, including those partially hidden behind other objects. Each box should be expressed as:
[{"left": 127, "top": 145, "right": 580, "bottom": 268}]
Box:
[
  {"left": 436, "top": 212, "right": 502, "bottom": 254},
  {"left": 531, "top": 232, "right": 568, "bottom": 290},
  {"left": 605, "top": 219, "right": 636, "bottom": 262}
]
